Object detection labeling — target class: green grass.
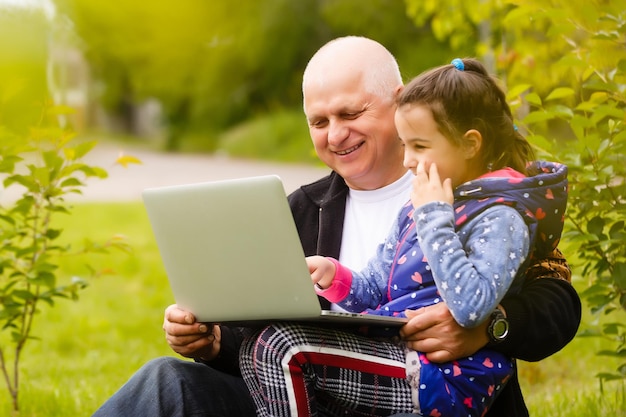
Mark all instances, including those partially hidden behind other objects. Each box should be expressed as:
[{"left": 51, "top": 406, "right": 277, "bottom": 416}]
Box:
[
  {"left": 0, "top": 202, "right": 624, "bottom": 416},
  {"left": 0, "top": 202, "right": 181, "bottom": 416}
]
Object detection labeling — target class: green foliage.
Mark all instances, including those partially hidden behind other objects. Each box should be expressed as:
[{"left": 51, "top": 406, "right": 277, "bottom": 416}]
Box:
[
  {"left": 0, "top": 6, "right": 49, "bottom": 134},
  {"left": 53, "top": 0, "right": 325, "bottom": 150},
  {"left": 504, "top": 2, "right": 626, "bottom": 384},
  {"left": 53, "top": 0, "right": 447, "bottom": 152},
  {"left": 405, "top": 0, "right": 626, "bottom": 383},
  {"left": 405, "top": 0, "right": 503, "bottom": 52},
  {"left": 0, "top": 103, "right": 131, "bottom": 411}
]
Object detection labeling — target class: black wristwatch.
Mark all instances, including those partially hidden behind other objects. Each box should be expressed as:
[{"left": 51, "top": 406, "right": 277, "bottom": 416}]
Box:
[{"left": 487, "top": 307, "right": 509, "bottom": 344}]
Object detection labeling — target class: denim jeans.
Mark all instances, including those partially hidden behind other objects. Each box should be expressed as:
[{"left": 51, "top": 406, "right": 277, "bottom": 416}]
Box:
[{"left": 91, "top": 356, "right": 255, "bottom": 417}]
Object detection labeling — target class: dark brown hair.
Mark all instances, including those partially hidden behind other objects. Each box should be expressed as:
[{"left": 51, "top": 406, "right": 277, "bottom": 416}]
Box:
[{"left": 397, "top": 58, "right": 534, "bottom": 173}]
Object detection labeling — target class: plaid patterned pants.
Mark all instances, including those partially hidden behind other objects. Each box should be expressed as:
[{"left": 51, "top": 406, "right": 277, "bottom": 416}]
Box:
[
  {"left": 239, "top": 323, "right": 414, "bottom": 417},
  {"left": 240, "top": 322, "right": 514, "bottom": 417}
]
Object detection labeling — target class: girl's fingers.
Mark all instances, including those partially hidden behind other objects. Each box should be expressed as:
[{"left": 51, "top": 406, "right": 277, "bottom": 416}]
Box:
[
  {"left": 416, "top": 161, "right": 426, "bottom": 176},
  {"left": 428, "top": 162, "right": 440, "bottom": 184}
]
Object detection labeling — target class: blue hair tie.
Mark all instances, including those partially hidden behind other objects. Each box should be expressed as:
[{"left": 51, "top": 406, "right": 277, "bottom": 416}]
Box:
[{"left": 451, "top": 58, "right": 464, "bottom": 71}]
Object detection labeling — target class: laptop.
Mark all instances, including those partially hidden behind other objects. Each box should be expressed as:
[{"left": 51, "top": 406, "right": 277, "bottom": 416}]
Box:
[{"left": 142, "top": 175, "right": 407, "bottom": 328}]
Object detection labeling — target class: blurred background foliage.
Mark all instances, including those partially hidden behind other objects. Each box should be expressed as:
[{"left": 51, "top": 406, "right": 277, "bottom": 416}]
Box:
[
  {"left": 48, "top": 0, "right": 454, "bottom": 155},
  {"left": 0, "top": 5, "right": 49, "bottom": 134}
]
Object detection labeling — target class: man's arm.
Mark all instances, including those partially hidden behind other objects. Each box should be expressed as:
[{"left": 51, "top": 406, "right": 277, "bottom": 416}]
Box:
[
  {"left": 498, "top": 248, "right": 580, "bottom": 361},
  {"left": 496, "top": 276, "right": 580, "bottom": 361},
  {"left": 401, "top": 250, "right": 581, "bottom": 363}
]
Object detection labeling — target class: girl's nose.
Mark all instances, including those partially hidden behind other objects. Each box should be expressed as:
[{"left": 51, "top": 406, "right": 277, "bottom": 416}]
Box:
[{"left": 403, "top": 153, "right": 416, "bottom": 171}]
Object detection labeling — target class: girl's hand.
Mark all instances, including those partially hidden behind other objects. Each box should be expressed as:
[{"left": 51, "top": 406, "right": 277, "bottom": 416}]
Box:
[
  {"left": 410, "top": 161, "right": 454, "bottom": 209},
  {"left": 306, "top": 255, "right": 336, "bottom": 289}
]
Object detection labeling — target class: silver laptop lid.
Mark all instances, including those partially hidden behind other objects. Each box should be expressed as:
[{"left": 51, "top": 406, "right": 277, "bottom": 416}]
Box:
[{"left": 142, "top": 175, "right": 324, "bottom": 323}]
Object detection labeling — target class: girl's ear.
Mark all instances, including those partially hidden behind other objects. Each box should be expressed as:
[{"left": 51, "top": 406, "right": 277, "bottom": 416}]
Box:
[{"left": 462, "top": 129, "right": 482, "bottom": 159}]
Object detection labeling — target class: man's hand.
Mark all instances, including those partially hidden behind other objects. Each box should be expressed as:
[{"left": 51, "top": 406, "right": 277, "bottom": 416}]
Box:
[
  {"left": 400, "top": 303, "right": 489, "bottom": 363},
  {"left": 163, "top": 304, "right": 221, "bottom": 361}
]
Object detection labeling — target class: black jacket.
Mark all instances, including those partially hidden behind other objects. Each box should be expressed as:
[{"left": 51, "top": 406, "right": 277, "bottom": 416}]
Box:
[{"left": 287, "top": 171, "right": 582, "bottom": 417}]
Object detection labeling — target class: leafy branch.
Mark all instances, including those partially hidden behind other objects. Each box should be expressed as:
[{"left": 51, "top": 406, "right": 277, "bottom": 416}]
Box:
[{"left": 0, "top": 103, "right": 133, "bottom": 411}]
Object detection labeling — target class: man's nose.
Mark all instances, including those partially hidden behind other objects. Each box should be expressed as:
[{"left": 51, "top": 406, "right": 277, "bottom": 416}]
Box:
[{"left": 327, "top": 120, "right": 349, "bottom": 145}]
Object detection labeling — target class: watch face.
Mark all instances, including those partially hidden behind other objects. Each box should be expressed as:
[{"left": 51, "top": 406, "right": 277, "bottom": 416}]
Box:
[{"left": 493, "top": 319, "right": 509, "bottom": 339}]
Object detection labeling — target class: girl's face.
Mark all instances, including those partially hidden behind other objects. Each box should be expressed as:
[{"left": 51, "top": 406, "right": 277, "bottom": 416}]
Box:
[{"left": 395, "top": 104, "right": 480, "bottom": 188}]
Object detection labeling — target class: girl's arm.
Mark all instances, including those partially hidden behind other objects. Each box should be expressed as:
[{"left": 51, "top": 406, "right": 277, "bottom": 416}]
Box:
[
  {"left": 315, "top": 214, "right": 404, "bottom": 312},
  {"left": 415, "top": 202, "right": 529, "bottom": 328}
]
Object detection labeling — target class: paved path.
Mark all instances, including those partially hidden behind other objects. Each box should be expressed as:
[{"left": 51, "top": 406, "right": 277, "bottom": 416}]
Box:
[{"left": 0, "top": 142, "right": 329, "bottom": 204}]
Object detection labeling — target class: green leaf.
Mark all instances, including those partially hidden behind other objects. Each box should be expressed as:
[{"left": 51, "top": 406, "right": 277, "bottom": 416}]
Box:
[
  {"left": 528, "top": 134, "right": 556, "bottom": 155},
  {"left": 608, "top": 221, "right": 625, "bottom": 240},
  {"left": 596, "top": 372, "right": 626, "bottom": 381},
  {"left": 75, "top": 164, "right": 109, "bottom": 179},
  {"left": 4, "top": 174, "right": 37, "bottom": 192},
  {"left": 506, "top": 84, "right": 532, "bottom": 100},
  {"left": 73, "top": 141, "right": 97, "bottom": 159},
  {"left": 591, "top": 105, "right": 625, "bottom": 124},
  {"left": 545, "top": 87, "right": 575, "bottom": 101},
  {"left": 32, "top": 166, "right": 51, "bottom": 188},
  {"left": 42, "top": 150, "right": 64, "bottom": 173},
  {"left": 0, "top": 155, "right": 23, "bottom": 174},
  {"left": 524, "top": 92, "right": 542, "bottom": 107},
  {"left": 0, "top": 213, "right": 16, "bottom": 225},
  {"left": 547, "top": 104, "right": 574, "bottom": 119},
  {"left": 12, "top": 290, "right": 35, "bottom": 301},
  {"left": 602, "top": 323, "right": 624, "bottom": 335},
  {"left": 60, "top": 177, "right": 84, "bottom": 188},
  {"left": 613, "top": 130, "right": 626, "bottom": 144},
  {"left": 523, "top": 110, "right": 555, "bottom": 124},
  {"left": 597, "top": 349, "right": 626, "bottom": 358},
  {"left": 613, "top": 262, "right": 626, "bottom": 290},
  {"left": 29, "top": 271, "right": 55, "bottom": 287},
  {"left": 45, "top": 228, "right": 62, "bottom": 240}
]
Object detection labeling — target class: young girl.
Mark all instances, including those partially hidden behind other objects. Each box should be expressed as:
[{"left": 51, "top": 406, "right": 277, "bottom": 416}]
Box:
[{"left": 239, "top": 58, "right": 568, "bottom": 417}]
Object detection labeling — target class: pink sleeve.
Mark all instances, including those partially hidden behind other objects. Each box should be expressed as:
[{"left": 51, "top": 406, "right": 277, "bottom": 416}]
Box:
[{"left": 314, "top": 258, "right": 353, "bottom": 303}]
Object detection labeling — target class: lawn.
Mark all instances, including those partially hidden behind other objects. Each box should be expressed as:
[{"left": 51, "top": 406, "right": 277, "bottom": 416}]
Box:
[{"left": 0, "top": 202, "right": 623, "bottom": 416}]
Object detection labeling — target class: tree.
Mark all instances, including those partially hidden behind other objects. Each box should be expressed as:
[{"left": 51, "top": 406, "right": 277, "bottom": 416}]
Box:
[
  {"left": 53, "top": 0, "right": 447, "bottom": 151},
  {"left": 53, "top": 0, "right": 325, "bottom": 150}
]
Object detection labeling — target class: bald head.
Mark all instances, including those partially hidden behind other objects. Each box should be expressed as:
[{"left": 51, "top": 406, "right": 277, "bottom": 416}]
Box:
[{"left": 303, "top": 36, "right": 402, "bottom": 104}]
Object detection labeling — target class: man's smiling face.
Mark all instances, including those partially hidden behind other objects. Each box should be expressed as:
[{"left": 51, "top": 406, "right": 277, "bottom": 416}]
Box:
[{"left": 304, "top": 70, "right": 403, "bottom": 191}]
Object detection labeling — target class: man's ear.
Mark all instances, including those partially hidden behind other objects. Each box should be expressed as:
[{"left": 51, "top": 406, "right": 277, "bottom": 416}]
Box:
[
  {"left": 394, "top": 84, "right": 404, "bottom": 98},
  {"left": 462, "top": 129, "right": 482, "bottom": 159}
]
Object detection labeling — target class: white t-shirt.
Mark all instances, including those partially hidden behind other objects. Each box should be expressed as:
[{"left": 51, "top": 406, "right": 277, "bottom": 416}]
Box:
[{"left": 332, "top": 170, "right": 413, "bottom": 311}]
